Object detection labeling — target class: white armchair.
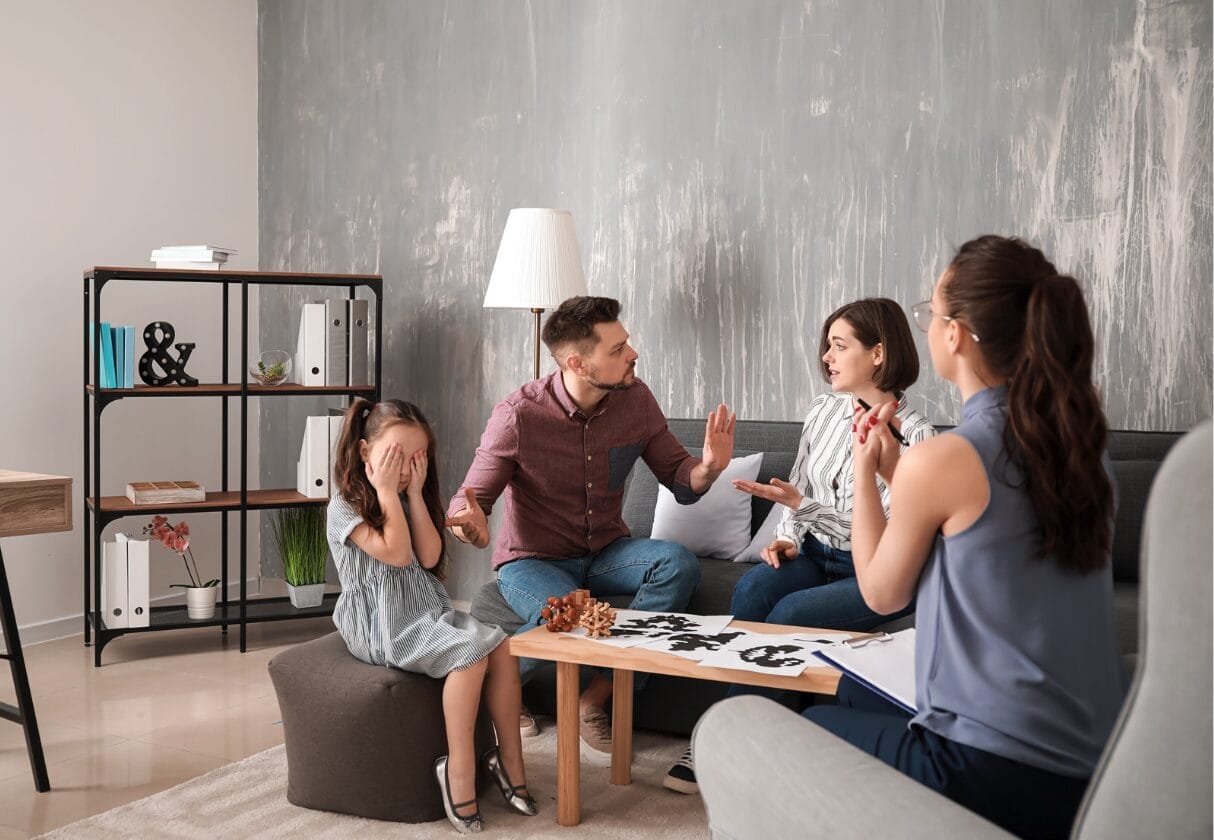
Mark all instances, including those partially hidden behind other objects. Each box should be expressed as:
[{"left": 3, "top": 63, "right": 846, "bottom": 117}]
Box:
[{"left": 694, "top": 421, "right": 1212, "bottom": 840}]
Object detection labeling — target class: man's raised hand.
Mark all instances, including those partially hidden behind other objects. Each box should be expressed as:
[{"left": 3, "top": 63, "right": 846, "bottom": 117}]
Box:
[
  {"left": 445, "top": 487, "right": 490, "bottom": 548},
  {"left": 702, "top": 403, "right": 737, "bottom": 474}
]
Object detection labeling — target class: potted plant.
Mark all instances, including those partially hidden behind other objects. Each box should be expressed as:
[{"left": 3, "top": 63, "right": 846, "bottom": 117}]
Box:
[
  {"left": 143, "top": 516, "right": 220, "bottom": 619},
  {"left": 272, "top": 507, "right": 328, "bottom": 608}
]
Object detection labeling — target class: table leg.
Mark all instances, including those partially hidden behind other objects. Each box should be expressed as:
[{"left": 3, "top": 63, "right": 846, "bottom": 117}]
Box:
[
  {"left": 611, "top": 668, "right": 633, "bottom": 785},
  {"left": 556, "top": 661, "right": 580, "bottom": 826},
  {"left": 0, "top": 544, "right": 50, "bottom": 792}
]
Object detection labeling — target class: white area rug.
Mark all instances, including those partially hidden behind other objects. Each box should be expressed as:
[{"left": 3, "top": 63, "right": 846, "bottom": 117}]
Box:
[{"left": 39, "top": 728, "right": 709, "bottom": 839}]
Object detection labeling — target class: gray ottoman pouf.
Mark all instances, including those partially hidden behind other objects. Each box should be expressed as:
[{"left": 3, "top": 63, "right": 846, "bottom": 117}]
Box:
[{"left": 268, "top": 631, "right": 496, "bottom": 823}]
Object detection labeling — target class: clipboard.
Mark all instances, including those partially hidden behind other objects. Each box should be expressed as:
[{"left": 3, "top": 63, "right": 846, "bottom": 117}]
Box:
[{"left": 813, "top": 627, "right": 917, "bottom": 714}]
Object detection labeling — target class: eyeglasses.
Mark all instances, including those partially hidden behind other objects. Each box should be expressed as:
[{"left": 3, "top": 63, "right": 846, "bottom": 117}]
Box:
[{"left": 910, "top": 301, "right": 980, "bottom": 343}]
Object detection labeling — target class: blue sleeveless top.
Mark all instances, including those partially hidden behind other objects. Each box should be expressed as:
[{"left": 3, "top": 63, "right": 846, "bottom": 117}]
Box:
[{"left": 910, "top": 386, "right": 1124, "bottom": 778}]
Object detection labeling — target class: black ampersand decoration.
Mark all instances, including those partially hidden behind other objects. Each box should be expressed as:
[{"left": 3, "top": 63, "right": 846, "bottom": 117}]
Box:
[{"left": 138, "top": 322, "right": 198, "bottom": 386}]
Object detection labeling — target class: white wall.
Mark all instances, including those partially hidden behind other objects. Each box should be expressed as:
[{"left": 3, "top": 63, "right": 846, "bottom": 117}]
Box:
[{"left": 0, "top": 1, "right": 259, "bottom": 643}]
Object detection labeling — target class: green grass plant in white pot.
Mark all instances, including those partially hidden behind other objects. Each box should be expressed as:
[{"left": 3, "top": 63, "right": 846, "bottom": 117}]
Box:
[{"left": 273, "top": 507, "right": 329, "bottom": 608}]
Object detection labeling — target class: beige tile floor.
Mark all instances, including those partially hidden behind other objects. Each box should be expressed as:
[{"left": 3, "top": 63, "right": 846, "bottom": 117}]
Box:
[{"left": 0, "top": 616, "right": 335, "bottom": 838}]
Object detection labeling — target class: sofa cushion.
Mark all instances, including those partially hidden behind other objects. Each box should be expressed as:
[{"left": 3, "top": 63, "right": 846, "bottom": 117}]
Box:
[
  {"left": 751, "top": 451, "right": 798, "bottom": 535},
  {"left": 735, "top": 503, "right": 783, "bottom": 563},
  {"left": 652, "top": 452, "right": 762, "bottom": 558},
  {"left": 623, "top": 447, "right": 799, "bottom": 542}
]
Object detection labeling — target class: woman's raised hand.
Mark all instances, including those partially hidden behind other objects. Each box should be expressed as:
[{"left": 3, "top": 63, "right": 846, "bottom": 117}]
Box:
[
  {"left": 732, "top": 477, "right": 803, "bottom": 510},
  {"left": 366, "top": 442, "right": 405, "bottom": 496},
  {"left": 760, "top": 539, "right": 798, "bottom": 569},
  {"left": 853, "top": 401, "right": 900, "bottom": 480}
]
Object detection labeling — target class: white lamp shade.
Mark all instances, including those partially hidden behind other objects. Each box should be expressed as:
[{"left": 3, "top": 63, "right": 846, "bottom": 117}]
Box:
[{"left": 484, "top": 208, "right": 588, "bottom": 310}]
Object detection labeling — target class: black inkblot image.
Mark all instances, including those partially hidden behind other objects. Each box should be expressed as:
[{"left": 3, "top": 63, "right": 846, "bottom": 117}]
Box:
[
  {"left": 609, "top": 627, "right": 648, "bottom": 638},
  {"left": 666, "top": 631, "right": 745, "bottom": 652},
  {"left": 738, "top": 645, "right": 806, "bottom": 669},
  {"left": 616, "top": 614, "right": 698, "bottom": 635}
]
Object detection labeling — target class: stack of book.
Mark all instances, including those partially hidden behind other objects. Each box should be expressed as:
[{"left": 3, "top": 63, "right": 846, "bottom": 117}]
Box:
[
  {"left": 295, "top": 300, "right": 370, "bottom": 386},
  {"left": 151, "top": 245, "right": 236, "bottom": 270},
  {"left": 93, "top": 322, "right": 136, "bottom": 388}
]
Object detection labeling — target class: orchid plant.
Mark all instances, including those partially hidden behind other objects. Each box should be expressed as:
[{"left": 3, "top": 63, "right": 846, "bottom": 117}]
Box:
[{"left": 143, "top": 516, "right": 219, "bottom": 589}]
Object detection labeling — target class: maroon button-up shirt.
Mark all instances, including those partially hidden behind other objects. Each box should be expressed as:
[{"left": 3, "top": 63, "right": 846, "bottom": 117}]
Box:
[{"left": 449, "top": 371, "right": 701, "bottom": 570}]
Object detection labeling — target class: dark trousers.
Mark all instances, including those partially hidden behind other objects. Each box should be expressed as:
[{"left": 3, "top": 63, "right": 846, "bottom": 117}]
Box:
[{"left": 803, "top": 678, "right": 1091, "bottom": 840}]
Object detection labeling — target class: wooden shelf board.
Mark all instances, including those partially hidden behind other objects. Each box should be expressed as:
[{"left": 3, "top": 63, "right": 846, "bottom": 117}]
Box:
[
  {"left": 85, "top": 266, "right": 382, "bottom": 285},
  {"left": 87, "top": 489, "right": 328, "bottom": 515},
  {"left": 92, "top": 593, "right": 339, "bottom": 634},
  {"left": 86, "top": 383, "right": 376, "bottom": 397}
]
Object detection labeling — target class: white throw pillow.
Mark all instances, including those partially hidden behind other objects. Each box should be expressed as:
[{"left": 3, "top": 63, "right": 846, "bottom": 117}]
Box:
[
  {"left": 733, "top": 502, "right": 785, "bottom": 563},
  {"left": 650, "top": 452, "right": 763, "bottom": 559}
]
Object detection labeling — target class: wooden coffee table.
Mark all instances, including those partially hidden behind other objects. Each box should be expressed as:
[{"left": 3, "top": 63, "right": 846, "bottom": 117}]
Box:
[{"left": 510, "top": 616, "right": 849, "bottom": 826}]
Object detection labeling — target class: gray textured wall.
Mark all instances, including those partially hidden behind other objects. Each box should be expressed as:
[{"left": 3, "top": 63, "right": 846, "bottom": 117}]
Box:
[{"left": 257, "top": 0, "right": 1213, "bottom": 598}]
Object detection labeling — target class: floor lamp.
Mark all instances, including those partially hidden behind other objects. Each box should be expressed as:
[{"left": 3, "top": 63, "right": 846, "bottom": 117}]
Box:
[{"left": 484, "top": 208, "right": 588, "bottom": 379}]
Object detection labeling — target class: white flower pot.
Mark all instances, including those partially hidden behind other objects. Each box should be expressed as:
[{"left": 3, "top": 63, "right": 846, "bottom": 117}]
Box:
[
  {"left": 287, "top": 582, "right": 325, "bottom": 609},
  {"left": 185, "top": 586, "right": 218, "bottom": 619}
]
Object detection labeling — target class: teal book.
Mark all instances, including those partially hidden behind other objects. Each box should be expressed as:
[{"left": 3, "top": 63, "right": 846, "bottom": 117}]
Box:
[
  {"left": 114, "top": 326, "right": 125, "bottom": 390},
  {"left": 123, "top": 326, "right": 136, "bottom": 388},
  {"left": 98, "top": 322, "right": 114, "bottom": 388}
]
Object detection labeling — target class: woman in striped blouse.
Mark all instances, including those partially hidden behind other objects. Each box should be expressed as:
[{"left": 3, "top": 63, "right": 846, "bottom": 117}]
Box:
[
  {"left": 665, "top": 297, "right": 936, "bottom": 795},
  {"left": 328, "top": 399, "right": 537, "bottom": 834},
  {"left": 730, "top": 298, "right": 936, "bottom": 630}
]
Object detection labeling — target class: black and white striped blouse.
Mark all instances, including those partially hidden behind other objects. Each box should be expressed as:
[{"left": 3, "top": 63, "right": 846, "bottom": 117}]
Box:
[{"left": 774, "top": 393, "right": 936, "bottom": 551}]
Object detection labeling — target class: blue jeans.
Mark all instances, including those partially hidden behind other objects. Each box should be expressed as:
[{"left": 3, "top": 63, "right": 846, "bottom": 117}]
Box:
[
  {"left": 497, "top": 536, "right": 700, "bottom": 688},
  {"left": 727, "top": 536, "right": 912, "bottom": 700},
  {"left": 730, "top": 536, "right": 911, "bottom": 629},
  {"left": 805, "top": 679, "right": 1089, "bottom": 839}
]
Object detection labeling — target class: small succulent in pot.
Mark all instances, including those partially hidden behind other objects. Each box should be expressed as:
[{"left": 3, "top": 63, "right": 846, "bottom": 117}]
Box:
[{"left": 250, "top": 350, "right": 292, "bottom": 385}]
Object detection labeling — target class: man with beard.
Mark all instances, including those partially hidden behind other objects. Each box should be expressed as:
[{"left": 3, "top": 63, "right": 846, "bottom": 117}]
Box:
[{"left": 448, "top": 295, "right": 736, "bottom": 754}]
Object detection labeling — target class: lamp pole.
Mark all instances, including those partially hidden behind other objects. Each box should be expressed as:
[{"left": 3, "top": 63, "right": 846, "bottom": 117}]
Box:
[{"left": 531, "top": 307, "right": 544, "bottom": 380}]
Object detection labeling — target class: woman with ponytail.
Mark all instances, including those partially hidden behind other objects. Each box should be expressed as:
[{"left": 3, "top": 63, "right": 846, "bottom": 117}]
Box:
[
  {"left": 806, "top": 236, "right": 1123, "bottom": 838},
  {"left": 328, "top": 399, "right": 537, "bottom": 834}
]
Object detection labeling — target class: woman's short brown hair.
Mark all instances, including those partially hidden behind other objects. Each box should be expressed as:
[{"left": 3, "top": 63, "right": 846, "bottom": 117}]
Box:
[{"left": 818, "top": 298, "right": 919, "bottom": 394}]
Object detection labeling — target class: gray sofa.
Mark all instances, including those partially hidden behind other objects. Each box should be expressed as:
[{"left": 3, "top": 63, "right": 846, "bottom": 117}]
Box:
[{"left": 469, "top": 417, "right": 1182, "bottom": 736}]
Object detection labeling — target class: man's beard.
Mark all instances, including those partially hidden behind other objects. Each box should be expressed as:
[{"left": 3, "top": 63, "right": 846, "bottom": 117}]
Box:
[{"left": 587, "top": 363, "right": 636, "bottom": 392}]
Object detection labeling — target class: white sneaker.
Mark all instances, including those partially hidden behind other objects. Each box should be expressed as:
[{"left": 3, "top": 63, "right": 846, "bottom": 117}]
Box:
[{"left": 519, "top": 706, "right": 540, "bottom": 738}]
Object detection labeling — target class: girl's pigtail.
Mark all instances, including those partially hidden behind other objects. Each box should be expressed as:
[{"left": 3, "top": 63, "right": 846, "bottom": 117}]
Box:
[{"left": 334, "top": 398, "right": 384, "bottom": 527}]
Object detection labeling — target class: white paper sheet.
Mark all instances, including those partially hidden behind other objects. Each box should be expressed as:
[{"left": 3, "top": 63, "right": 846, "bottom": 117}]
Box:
[
  {"left": 638, "top": 629, "right": 751, "bottom": 660},
  {"left": 696, "top": 633, "right": 820, "bottom": 677}
]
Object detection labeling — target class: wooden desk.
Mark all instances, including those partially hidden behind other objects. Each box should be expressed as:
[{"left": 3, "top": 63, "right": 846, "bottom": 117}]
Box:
[
  {"left": 511, "top": 617, "right": 848, "bottom": 826},
  {"left": 0, "top": 469, "right": 72, "bottom": 792}
]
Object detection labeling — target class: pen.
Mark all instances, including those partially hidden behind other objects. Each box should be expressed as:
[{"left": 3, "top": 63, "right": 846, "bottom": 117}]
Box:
[{"left": 855, "top": 397, "right": 908, "bottom": 446}]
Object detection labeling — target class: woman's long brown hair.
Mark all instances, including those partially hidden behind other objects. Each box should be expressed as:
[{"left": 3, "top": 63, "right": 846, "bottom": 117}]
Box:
[
  {"left": 332, "top": 398, "right": 448, "bottom": 580},
  {"left": 944, "top": 235, "right": 1113, "bottom": 574}
]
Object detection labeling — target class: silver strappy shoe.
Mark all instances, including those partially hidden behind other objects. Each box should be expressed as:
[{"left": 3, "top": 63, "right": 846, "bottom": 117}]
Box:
[
  {"left": 433, "top": 755, "right": 483, "bottom": 834},
  {"left": 481, "top": 746, "right": 538, "bottom": 816}
]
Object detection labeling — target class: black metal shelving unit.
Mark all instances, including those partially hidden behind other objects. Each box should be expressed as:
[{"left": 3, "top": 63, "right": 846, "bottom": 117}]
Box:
[{"left": 82, "top": 266, "right": 383, "bottom": 665}]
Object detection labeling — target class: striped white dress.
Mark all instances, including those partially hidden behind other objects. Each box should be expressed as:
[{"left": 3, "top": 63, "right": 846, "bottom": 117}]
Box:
[
  {"left": 774, "top": 393, "right": 936, "bottom": 551},
  {"left": 327, "top": 494, "right": 505, "bottom": 677}
]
